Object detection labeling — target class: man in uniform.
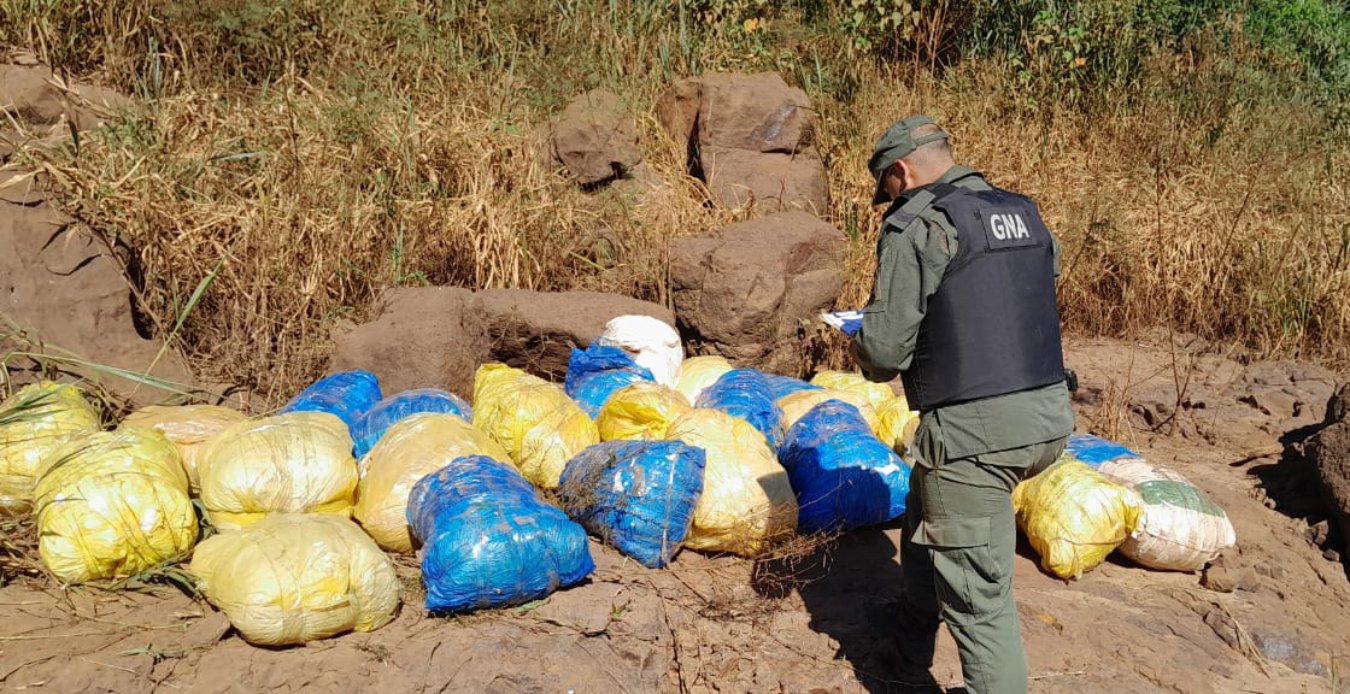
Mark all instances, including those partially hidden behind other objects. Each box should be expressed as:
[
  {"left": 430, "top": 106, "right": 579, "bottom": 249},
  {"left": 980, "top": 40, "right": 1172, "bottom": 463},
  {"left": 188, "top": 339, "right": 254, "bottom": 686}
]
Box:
[{"left": 852, "top": 116, "right": 1075, "bottom": 694}]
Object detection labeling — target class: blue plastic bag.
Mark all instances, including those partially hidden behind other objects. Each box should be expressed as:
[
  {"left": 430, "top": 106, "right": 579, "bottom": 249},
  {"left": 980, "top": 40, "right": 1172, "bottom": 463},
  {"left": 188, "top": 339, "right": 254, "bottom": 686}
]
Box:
[
  {"left": 564, "top": 345, "right": 654, "bottom": 418},
  {"left": 351, "top": 388, "right": 473, "bottom": 459},
  {"left": 278, "top": 370, "right": 382, "bottom": 432},
  {"left": 763, "top": 374, "right": 821, "bottom": 400},
  {"left": 407, "top": 456, "right": 595, "bottom": 612},
  {"left": 559, "top": 440, "right": 706, "bottom": 568},
  {"left": 696, "top": 369, "right": 784, "bottom": 449},
  {"left": 1064, "top": 433, "right": 1142, "bottom": 468},
  {"left": 779, "top": 400, "right": 912, "bottom": 533}
]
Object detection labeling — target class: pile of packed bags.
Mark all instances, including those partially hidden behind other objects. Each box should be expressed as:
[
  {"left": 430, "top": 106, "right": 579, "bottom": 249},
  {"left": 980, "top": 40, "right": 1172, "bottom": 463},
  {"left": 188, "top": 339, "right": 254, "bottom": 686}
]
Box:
[
  {"left": 1014, "top": 433, "right": 1237, "bottom": 578},
  {"left": 0, "top": 314, "right": 1236, "bottom": 648}
]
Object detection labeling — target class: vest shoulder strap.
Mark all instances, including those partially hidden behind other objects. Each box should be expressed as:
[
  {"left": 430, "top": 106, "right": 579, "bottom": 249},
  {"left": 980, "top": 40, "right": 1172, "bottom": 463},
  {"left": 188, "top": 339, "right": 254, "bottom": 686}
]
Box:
[{"left": 882, "top": 182, "right": 963, "bottom": 234}]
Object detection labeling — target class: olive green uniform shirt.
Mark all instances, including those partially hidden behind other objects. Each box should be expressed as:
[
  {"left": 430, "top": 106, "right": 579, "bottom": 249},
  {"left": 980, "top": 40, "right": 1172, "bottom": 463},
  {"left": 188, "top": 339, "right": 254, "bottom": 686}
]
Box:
[{"left": 855, "top": 165, "right": 1074, "bottom": 460}]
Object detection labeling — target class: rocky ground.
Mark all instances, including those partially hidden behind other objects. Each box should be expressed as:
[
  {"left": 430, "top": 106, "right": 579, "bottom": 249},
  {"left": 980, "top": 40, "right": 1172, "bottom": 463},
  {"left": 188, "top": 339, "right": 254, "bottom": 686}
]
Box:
[{"left": 2, "top": 334, "right": 1347, "bottom": 694}]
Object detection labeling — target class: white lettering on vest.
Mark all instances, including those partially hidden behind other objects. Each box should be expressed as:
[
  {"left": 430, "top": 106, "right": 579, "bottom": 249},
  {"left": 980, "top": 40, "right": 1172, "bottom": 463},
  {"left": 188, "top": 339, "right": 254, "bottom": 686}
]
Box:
[{"left": 989, "top": 213, "right": 1030, "bottom": 240}]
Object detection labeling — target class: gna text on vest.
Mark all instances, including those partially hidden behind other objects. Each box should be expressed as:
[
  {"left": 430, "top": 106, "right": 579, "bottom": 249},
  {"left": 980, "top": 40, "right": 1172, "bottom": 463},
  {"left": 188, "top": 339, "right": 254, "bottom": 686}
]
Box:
[{"left": 987, "top": 212, "right": 1030, "bottom": 241}]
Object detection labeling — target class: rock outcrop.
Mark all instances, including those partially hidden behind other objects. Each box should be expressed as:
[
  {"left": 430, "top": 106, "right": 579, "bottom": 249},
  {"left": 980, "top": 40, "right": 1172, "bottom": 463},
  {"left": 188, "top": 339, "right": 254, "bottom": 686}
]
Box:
[
  {"left": 657, "top": 72, "right": 828, "bottom": 214},
  {"left": 1, "top": 63, "right": 130, "bottom": 132},
  {"left": 1307, "top": 384, "right": 1350, "bottom": 549},
  {"left": 331, "top": 287, "right": 674, "bottom": 394},
  {"left": 549, "top": 89, "right": 642, "bottom": 187},
  {"left": 0, "top": 170, "right": 188, "bottom": 403},
  {"left": 670, "top": 211, "right": 844, "bottom": 374}
]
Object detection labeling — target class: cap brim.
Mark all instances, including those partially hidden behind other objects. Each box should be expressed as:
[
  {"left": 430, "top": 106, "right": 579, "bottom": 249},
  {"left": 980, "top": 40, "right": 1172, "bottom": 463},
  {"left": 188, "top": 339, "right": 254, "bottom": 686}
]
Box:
[{"left": 872, "top": 176, "right": 890, "bottom": 205}]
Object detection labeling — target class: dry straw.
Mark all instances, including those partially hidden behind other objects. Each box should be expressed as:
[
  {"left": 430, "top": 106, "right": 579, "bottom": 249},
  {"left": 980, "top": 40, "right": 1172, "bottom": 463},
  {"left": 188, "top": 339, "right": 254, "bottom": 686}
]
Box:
[{"left": 2, "top": 1, "right": 1346, "bottom": 405}]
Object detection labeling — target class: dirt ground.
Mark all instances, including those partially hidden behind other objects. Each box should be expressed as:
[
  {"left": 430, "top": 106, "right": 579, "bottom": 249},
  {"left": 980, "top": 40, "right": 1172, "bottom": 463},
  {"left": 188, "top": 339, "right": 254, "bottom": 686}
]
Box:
[{"left": 2, "top": 336, "right": 1347, "bottom": 694}]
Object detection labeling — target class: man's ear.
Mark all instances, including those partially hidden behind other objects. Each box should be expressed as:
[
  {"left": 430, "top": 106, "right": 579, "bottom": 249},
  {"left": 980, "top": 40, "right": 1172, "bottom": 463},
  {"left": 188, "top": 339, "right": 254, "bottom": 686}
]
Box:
[{"left": 890, "top": 160, "right": 909, "bottom": 191}]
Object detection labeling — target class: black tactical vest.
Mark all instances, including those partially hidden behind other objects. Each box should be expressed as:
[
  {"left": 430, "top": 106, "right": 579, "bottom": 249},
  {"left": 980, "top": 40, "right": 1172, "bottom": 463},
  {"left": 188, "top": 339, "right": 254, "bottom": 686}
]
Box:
[{"left": 899, "top": 183, "right": 1066, "bottom": 411}]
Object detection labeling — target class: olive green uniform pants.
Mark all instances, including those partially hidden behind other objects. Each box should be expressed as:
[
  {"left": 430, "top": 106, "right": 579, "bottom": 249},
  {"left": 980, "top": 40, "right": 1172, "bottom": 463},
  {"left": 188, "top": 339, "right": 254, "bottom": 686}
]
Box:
[{"left": 895, "top": 428, "right": 1067, "bottom": 694}]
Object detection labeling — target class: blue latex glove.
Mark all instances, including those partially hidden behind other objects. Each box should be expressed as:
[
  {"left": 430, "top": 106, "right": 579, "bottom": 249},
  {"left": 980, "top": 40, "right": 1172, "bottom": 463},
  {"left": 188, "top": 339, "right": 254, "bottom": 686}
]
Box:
[{"left": 820, "top": 310, "right": 864, "bottom": 336}]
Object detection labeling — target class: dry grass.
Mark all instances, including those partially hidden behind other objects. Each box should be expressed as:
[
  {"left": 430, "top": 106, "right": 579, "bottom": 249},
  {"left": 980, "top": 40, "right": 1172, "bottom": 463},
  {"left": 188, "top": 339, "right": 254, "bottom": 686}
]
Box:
[
  {"left": 11, "top": 83, "right": 734, "bottom": 401},
  {"left": 829, "top": 62, "right": 1350, "bottom": 366},
  {"left": 1, "top": 1, "right": 1346, "bottom": 404},
  {"left": 0, "top": 514, "right": 41, "bottom": 583},
  {"left": 749, "top": 528, "right": 841, "bottom": 599}
]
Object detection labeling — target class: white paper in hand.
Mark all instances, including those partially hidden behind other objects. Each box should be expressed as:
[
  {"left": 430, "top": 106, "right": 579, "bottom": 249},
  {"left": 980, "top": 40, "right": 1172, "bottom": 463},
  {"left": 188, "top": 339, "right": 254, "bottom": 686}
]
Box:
[{"left": 820, "top": 310, "right": 864, "bottom": 336}]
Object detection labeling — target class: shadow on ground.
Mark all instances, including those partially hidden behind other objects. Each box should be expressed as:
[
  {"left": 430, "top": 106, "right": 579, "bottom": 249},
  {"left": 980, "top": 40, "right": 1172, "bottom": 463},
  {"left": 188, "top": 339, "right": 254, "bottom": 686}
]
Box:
[
  {"left": 751, "top": 522, "right": 968, "bottom": 693},
  {"left": 1246, "top": 420, "right": 1348, "bottom": 578}
]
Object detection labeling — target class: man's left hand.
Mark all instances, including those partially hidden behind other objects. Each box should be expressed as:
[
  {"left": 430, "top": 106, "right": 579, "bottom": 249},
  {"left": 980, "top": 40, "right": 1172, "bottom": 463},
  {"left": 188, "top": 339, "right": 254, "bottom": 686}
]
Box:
[{"left": 821, "top": 310, "right": 864, "bottom": 336}]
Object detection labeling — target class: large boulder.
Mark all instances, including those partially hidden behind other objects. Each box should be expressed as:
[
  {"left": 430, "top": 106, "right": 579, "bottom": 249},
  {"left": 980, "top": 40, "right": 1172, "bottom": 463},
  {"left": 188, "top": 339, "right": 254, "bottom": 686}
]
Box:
[
  {"left": 654, "top": 79, "right": 700, "bottom": 150},
  {"left": 550, "top": 89, "right": 642, "bottom": 186},
  {"left": 331, "top": 287, "right": 674, "bottom": 393},
  {"left": 656, "top": 72, "right": 828, "bottom": 214},
  {"left": 671, "top": 211, "right": 844, "bottom": 373},
  {"left": 329, "top": 287, "right": 491, "bottom": 399},
  {"left": 693, "top": 73, "right": 815, "bottom": 153},
  {"left": 1, "top": 64, "right": 130, "bottom": 131},
  {"left": 1307, "top": 384, "right": 1350, "bottom": 547},
  {"left": 1, "top": 66, "right": 187, "bottom": 404},
  {"left": 477, "top": 288, "right": 673, "bottom": 380},
  {"left": 0, "top": 170, "right": 188, "bottom": 403},
  {"left": 701, "top": 147, "right": 829, "bottom": 214}
]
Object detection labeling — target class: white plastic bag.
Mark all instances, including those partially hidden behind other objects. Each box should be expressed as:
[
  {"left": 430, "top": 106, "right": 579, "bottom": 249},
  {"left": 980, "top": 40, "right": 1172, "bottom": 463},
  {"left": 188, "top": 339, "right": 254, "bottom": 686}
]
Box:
[
  {"left": 1097, "top": 458, "right": 1236, "bottom": 571},
  {"left": 597, "top": 315, "right": 683, "bottom": 387}
]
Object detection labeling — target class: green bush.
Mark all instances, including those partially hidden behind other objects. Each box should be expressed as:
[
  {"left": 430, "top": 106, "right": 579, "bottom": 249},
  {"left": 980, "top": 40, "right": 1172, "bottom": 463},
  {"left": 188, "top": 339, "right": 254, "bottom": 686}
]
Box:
[
  {"left": 1244, "top": 0, "right": 1350, "bottom": 131},
  {"left": 839, "top": 0, "right": 925, "bottom": 53},
  {"left": 831, "top": 0, "right": 1345, "bottom": 128}
]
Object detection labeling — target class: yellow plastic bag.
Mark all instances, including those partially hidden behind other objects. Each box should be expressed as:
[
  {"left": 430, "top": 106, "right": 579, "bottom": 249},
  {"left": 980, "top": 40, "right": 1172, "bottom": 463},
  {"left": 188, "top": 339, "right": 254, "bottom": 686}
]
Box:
[
  {"left": 776, "top": 389, "right": 878, "bottom": 440},
  {"left": 472, "top": 364, "right": 598, "bottom": 488},
  {"left": 34, "top": 428, "right": 197, "bottom": 583},
  {"left": 666, "top": 409, "right": 797, "bottom": 557},
  {"left": 1012, "top": 459, "right": 1142, "bottom": 580},
  {"left": 809, "top": 371, "right": 895, "bottom": 409},
  {"left": 355, "top": 413, "right": 511, "bottom": 552},
  {"left": 596, "top": 382, "right": 692, "bottom": 441},
  {"left": 674, "top": 355, "right": 733, "bottom": 405},
  {"left": 196, "top": 412, "right": 358, "bottom": 532},
  {"left": 190, "top": 514, "right": 400, "bottom": 646},
  {"left": 121, "top": 405, "right": 248, "bottom": 492},
  {"left": 0, "top": 382, "right": 101, "bottom": 514},
  {"left": 874, "top": 397, "right": 921, "bottom": 452}
]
